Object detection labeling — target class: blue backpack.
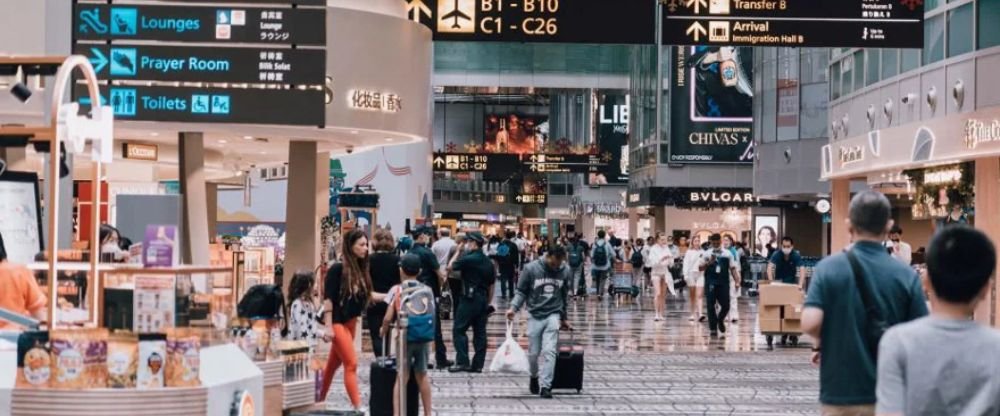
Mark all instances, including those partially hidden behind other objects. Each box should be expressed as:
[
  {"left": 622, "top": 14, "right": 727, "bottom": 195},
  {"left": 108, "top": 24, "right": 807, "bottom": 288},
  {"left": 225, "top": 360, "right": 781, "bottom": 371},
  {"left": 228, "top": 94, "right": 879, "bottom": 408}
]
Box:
[
  {"left": 399, "top": 280, "right": 436, "bottom": 344},
  {"left": 496, "top": 243, "right": 511, "bottom": 258}
]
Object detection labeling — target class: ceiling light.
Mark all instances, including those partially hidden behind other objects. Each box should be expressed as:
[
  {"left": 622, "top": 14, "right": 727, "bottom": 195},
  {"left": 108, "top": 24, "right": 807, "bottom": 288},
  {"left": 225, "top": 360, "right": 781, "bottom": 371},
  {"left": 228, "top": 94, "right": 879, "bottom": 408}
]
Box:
[
  {"left": 10, "top": 79, "right": 31, "bottom": 103},
  {"left": 350, "top": 130, "right": 359, "bottom": 135},
  {"left": 259, "top": 151, "right": 267, "bottom": 154},
  {"left": 243, "top": 136, "right": 253, "bottom": 140},
  {"left": 385, "top": 138, "right": 394, "bottom": 142},
  {"left": 219, "top": 139, "right": 228, "bottom": 144},
  {"left": 150, "top": 132, "right": 159, "bottom": 137}
]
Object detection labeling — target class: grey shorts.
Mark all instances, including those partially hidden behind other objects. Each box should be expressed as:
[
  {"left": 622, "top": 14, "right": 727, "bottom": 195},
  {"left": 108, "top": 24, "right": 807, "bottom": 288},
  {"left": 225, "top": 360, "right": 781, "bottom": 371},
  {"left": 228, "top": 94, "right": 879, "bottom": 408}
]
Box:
[{"left": 407, "top": 343, "right": 430, "bottom": 373}]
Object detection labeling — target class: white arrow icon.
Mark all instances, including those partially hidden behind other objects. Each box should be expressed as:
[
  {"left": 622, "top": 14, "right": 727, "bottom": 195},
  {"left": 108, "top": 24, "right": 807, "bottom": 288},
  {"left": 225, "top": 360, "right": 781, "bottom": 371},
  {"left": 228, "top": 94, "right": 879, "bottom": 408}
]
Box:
[
  {"left": 406, "top": 0, "right": 432, "bottom": 23},
  {"left": 89, "top": 47, "right": 108, "bottom": 73},
  {"left": 433, "top": 156, "right": 445, "bottom": 168},
  {"left": 685, "top": 0, "right": 707, "bottom": 14},
  {"left": 686, "top": 22, "right": 707, "bottom": 41}
]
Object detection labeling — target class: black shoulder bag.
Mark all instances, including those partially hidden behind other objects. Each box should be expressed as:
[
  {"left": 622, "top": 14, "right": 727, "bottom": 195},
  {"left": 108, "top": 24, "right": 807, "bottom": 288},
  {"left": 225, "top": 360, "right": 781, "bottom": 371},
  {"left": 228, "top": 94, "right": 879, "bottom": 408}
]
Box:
[{"left": 846, "top": 250, "right": 888, "bottom": 359}]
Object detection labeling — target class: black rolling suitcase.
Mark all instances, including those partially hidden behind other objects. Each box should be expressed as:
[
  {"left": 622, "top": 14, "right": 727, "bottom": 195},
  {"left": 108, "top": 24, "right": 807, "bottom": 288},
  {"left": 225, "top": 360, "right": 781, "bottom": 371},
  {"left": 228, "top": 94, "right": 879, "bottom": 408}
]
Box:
[
  {"left": 550, "top": 330, "right": 584, "bottom": 393},
  {"left": 370, "top": 334, "right": 420, "bottom": 416}
]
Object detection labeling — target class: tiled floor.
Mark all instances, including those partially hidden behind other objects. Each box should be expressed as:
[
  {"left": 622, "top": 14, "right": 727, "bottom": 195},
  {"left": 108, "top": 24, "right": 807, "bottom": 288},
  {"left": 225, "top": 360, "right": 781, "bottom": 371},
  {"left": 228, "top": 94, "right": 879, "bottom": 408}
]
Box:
[{"left": 322, "top": 288, "right": 819, "bottom": 415}]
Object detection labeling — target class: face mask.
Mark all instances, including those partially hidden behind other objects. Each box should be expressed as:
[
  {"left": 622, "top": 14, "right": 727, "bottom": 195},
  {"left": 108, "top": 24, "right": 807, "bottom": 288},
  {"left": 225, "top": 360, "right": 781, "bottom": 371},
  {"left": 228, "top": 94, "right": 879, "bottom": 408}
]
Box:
[{"left": 782, "top": 248, "right": 792, "bottom": 255}]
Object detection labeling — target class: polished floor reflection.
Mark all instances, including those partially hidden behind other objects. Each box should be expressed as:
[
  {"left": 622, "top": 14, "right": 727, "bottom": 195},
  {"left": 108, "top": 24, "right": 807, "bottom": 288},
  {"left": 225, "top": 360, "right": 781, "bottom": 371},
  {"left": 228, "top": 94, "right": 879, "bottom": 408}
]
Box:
[{"left": 323, "top": 289, "right": 819, "bottom": 415}]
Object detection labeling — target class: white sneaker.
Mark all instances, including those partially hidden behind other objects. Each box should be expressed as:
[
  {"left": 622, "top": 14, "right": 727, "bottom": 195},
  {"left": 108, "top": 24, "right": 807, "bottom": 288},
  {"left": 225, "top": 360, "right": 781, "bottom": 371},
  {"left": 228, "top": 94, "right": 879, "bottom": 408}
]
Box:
[
  {"left": 654, "top": 315, "right": 662, "bottom": 322},
  {"left": 688, "top": 315, "right": 695, "bottom": 322}
]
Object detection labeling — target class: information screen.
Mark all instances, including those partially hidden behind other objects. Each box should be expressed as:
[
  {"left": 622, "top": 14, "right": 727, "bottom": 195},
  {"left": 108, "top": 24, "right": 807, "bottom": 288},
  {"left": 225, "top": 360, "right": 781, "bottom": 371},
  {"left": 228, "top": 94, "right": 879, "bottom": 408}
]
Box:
[
  {"left": 0, "top": 172, "right": 43, "bottom": 265},
  {"left": 409, "top": 0, "right": 656, "bottom": 44}
]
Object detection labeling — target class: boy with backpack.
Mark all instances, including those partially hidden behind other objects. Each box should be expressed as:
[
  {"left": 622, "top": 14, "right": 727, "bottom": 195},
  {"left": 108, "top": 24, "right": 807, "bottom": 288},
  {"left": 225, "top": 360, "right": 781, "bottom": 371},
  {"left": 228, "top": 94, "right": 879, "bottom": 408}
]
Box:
[
  {"left": 591, "top": 230, "right": 615, "bottom": 299},
  {"left": 381, "top": 254, "right": 435, "bottom": 416}
]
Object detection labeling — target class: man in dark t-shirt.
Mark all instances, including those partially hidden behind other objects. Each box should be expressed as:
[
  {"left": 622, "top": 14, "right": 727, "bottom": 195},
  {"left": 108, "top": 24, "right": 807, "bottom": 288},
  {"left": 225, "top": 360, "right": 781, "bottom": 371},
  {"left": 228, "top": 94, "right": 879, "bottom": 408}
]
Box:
[
  {"left": 493, "top": 230, "right": 520, "bottom": 299},
  {"left": 769, "top": 236, "right": 803, "bottom": 286},
  {"left": 411, "top": 225, "right": 451, "bottom": 368}
]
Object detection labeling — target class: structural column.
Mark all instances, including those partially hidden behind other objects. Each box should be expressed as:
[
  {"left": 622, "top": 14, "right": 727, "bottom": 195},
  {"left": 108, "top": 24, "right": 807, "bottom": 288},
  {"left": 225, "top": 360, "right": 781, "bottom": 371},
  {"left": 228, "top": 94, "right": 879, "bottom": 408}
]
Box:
[
  {"left": 283, "top": 141, "right": 322, "bottom": 294},
  {"left": 653, "top": 206, "right": 667, "bottom": 237},
  {"left": 206, "top": 183, "right": 218, "bottom": 242},
  {"left": 830, "top": 178, "right": 851, "bottom": 254},
  {"left": 974, "top": 158, "right": 1000, "bottom": 327},
  {"left": 179, "top": 132, "right": 210, "bottom": 266},
  {"left": 627, "top": 208, "right": 639, "bottom": 240}
]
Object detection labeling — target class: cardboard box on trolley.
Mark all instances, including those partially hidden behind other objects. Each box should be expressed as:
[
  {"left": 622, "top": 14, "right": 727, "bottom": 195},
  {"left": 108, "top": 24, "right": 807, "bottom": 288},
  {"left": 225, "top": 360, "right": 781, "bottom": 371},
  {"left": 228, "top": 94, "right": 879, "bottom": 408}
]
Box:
[{"left": 759, "top": 282, "right": 803, "bottom": 306}]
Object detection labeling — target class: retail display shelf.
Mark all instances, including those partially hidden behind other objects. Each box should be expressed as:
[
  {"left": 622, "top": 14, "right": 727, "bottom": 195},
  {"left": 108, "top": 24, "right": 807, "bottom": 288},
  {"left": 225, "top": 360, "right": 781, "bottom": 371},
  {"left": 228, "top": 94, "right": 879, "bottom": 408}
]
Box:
[
  {"left": 282, "top": 379, "right": 315, "bottom": 410},
  {"left": 11, "top": 388, "right": 208, "bottom": 416}
]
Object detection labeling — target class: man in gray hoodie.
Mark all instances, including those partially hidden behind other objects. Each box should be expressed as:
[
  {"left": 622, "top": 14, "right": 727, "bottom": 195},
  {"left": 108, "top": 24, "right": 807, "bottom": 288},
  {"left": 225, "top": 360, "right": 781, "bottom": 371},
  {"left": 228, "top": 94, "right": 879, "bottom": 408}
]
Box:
[{"left": 506, "top": 245, "right": 574, "bottom": 399}]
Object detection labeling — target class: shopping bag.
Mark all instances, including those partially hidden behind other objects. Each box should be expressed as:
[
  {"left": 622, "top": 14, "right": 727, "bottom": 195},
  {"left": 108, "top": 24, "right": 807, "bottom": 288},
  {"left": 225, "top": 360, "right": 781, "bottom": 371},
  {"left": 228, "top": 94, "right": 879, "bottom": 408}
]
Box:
[{"left": 489, "top": 321, "right": 529, "bottom": 374}]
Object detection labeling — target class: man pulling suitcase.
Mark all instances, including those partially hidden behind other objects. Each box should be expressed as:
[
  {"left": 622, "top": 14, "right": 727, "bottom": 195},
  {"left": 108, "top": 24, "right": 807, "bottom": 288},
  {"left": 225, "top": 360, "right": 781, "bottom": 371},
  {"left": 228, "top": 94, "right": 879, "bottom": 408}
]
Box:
[{"left": 506, "top": 245, "right": 574, "bottom": 399}]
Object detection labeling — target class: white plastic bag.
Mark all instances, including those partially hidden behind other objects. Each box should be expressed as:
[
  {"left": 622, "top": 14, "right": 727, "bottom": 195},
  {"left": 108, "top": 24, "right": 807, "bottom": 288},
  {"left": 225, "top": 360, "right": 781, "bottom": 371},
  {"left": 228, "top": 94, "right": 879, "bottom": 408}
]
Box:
[{"left": 489, "top": 321, "right": 529, "bottom": 374}]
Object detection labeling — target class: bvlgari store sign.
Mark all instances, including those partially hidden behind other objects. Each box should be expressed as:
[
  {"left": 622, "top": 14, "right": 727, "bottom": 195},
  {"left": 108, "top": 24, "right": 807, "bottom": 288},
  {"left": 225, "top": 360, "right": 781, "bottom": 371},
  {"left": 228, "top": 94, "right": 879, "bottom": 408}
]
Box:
[
  {"left": 824, "top": 107, "right": 1000, "bottom": 180},
  {"left": 626, "top": 187, "right": 758, "bottom": 208}
]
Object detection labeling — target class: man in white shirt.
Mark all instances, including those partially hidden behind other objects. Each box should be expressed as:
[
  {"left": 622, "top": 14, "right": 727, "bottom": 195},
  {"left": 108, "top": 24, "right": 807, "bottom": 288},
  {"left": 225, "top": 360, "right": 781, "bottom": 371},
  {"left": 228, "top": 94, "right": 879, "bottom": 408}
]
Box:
[
  {"left": 886, "top": 226, "right": 913, "bottom": 266},
  {"left": 647, "top": 233, "right": 676, "bottom": 322},
  {"left": 432, "top": 228, "right": 457, "bottom": 275}
]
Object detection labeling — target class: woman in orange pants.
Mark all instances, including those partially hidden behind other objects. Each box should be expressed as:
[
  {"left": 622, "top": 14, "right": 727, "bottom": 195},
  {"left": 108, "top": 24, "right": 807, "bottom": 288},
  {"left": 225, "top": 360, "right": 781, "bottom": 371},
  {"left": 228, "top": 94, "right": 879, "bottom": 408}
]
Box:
[{"left": 321, "top": 229, "right": 374, "bottom": 411}]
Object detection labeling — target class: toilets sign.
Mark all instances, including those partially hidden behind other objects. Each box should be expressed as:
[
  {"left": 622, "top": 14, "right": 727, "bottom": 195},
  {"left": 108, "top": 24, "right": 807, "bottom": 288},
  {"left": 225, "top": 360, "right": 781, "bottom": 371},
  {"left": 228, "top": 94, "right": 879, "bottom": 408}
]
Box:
[{"left": 74, "top": 4, "right": 326, "bottom": 46}]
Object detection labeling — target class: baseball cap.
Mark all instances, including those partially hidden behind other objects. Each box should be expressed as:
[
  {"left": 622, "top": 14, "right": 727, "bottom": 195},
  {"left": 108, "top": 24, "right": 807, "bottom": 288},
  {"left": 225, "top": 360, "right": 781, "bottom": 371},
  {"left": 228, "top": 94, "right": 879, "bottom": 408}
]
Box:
[
  {"left": 399, "top": 254, "right": 422, "bottom": 275},
  {"left": 466, "top": 231, "right": 485, "bottom": 245}
]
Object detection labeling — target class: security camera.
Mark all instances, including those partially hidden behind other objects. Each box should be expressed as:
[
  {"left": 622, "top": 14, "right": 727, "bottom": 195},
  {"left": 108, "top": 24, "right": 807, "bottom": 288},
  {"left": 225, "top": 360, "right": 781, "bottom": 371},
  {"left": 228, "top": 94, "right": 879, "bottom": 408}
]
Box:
[
  {"left": 346, "top": 146, "right": 354, "bottom": 154},
  {"left": 901, "top": 93, "right": 917, "bottom": 105}
]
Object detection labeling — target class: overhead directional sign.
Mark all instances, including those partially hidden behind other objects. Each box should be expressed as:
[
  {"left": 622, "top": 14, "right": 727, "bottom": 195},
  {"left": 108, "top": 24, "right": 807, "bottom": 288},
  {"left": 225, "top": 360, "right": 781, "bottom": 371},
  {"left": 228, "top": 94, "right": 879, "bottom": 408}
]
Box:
[
  {"left": 148, "top": 0, "right": 326, "bottom": 5},
  {"left": 662, "top": 0, "right": 923, "bottom": 48},
  {"left": 75, "top": 44, "right": 325, "bottom": 84},
  {"left": 407, "top": 0, "right": 656, "bottom": 44},
  {"left": 74, "top": 85, "right": 324, "bottom": 126},
  {"left": 432, "top": 152, "right": 605, "bottom": 175},
  {"left": 514, "top": 193, "right": 548, "bottom": 205},
  {"left": 74, "top": 3, "right": 326, "bottom": 46}
]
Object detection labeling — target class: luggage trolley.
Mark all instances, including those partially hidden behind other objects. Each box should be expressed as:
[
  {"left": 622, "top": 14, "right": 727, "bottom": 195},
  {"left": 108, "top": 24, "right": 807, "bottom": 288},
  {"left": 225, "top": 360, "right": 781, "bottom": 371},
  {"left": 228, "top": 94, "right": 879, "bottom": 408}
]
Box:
[
  {"left": 747, "top": 257, "right": 768, "bottom": 297},
  {"left": 609, "top": 263, "right": 640, "bottom": 307}
]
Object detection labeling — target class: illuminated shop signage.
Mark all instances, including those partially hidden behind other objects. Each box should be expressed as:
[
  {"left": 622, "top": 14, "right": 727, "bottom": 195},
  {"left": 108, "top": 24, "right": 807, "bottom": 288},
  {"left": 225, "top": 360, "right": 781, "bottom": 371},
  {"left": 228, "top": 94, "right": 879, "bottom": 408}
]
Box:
[
  {"left": 348, "top": 90, "right": 403, "bottom": 113},
  {"left": 923, "top": 166, "right": 963, "bottom": 186},
  {"left": 838, "top": 145, "right": 865, "bottom": 165},
  {"left": 628, "top": 192, "right": 641, "bottom": 203},
  {"left": 432, "top": 153, "right": 603, "bottom": 175},
  {"left": 122, "top": 143, "right": 159, "bottom": 161},
  {"left": 688, "top": 191, "right": 757, "bottom": 204},
  {"left": 964, "top": 118, "right": 1000, "bottom": 149},
  {"left": 75, "top": 44, "right": 325, "bottom": 84},
  {"left": 73, "top": 4, "right": 326, "bottom": 46},
  {"left": 662, "top": 0, "right": 923, "bottom": 48},
  {"left": 406, "top": 0, "right": 655, "bottom": 44}
]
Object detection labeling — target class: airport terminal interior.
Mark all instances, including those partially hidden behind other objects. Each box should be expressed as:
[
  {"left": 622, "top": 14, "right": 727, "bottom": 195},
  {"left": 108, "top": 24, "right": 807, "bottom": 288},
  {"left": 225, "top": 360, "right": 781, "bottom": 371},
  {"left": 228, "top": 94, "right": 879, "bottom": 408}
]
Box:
[{"left": 1, "top": 0, "right": 1000, "bottom": 415}]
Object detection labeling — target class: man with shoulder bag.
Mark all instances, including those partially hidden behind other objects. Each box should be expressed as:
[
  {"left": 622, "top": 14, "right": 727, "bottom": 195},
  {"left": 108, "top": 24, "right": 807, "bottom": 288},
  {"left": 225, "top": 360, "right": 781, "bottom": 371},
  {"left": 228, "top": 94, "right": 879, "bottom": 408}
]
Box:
[{"left": 802, "top": 191, "right": 928, "bottom": 416}]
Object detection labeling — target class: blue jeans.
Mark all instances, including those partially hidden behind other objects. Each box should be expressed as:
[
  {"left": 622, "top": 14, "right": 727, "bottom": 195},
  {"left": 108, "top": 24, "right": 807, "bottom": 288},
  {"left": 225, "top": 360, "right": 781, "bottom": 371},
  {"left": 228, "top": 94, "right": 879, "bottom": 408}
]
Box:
[{"left": 527, "top": 314, "right": 561, "bottom": 389}]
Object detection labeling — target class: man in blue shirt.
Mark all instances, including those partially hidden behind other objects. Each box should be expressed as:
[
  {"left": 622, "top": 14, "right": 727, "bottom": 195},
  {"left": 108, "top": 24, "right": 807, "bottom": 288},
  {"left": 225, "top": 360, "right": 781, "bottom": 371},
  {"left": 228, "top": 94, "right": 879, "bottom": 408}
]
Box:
[
  {"left": 768, "top": 236, "right": 802, "bottom": 286},
  {"left": 802, "top": 191, "right": 928, "bottom": 416}
]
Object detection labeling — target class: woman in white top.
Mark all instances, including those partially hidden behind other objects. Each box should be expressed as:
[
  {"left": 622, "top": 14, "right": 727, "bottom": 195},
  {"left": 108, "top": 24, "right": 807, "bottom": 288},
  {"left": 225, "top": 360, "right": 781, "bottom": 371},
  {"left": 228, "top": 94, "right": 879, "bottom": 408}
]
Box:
[
  {"left": 647, "top": 234, "right": 676, "bottom": 322},
  {"left": 683, "top": 236, "right": 706, "bottom": 322}
]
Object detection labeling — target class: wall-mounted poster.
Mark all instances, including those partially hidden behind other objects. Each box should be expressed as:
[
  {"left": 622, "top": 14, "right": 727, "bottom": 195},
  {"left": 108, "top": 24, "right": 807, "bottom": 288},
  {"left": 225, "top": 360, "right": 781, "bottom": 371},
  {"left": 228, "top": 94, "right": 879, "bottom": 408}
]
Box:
[
  {"left": 754, "top": 215, "right": 780, "bottom": 259},
  {"left": 670, "top": 46, "right": 754, "bottom": 164},
  {"left": 484, "top": 114, "right": 548, "bottom": 154},
  {"left": 0, "top": 171, "right": 43, "bottom": 264},
  {"left": 589, "top": 93, "right": 629, "bottom": 185}
]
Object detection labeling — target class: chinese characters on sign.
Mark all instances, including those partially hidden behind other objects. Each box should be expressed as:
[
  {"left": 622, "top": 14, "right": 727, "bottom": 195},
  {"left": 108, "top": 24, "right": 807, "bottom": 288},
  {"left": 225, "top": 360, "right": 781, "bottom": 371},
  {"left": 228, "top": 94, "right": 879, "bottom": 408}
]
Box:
[{"left": 348, "top": 90, "right": 404, "bottom": 113}]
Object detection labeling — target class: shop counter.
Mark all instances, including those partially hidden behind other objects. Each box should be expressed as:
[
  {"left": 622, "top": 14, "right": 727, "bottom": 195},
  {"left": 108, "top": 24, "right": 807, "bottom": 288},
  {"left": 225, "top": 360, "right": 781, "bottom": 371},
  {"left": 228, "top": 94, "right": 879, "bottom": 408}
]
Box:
[{"left": 0, "top": 343, "right": 264, "bottom": 416}]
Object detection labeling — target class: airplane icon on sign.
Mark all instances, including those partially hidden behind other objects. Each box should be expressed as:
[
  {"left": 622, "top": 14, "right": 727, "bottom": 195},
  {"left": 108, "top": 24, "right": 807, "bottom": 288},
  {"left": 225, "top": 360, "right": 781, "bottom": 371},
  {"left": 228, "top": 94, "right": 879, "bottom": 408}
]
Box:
[
  {"left": 442, "top": 0, "right": 471, "bottom": 29},
  {"left": 437, "top": 0, "right": 474, "bottom": 33}
]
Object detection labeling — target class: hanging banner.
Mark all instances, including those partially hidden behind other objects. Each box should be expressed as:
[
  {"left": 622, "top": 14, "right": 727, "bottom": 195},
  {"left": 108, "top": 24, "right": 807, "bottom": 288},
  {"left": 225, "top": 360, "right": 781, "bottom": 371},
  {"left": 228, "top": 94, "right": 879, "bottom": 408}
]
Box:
[
  {"left": 669, "top": 46, "right": 754, "bottom": 164},
  {"left": 589, "top": 93, "right": 629, "bottom": 185}
]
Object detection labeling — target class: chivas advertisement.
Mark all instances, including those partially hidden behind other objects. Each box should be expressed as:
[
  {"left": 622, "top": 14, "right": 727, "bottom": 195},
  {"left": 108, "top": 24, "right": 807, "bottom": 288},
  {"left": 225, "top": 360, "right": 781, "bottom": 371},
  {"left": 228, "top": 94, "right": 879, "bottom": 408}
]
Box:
[{"left": 669, "top": 46, "right": 754, "bottom": 164}]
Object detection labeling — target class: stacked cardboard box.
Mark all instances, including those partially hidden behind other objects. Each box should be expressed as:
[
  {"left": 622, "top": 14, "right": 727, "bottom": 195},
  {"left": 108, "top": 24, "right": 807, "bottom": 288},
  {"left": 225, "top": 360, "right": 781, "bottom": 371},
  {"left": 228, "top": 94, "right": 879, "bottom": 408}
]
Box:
[{"left": 758, "top": 283, "right": 805, "bottom": 333}]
